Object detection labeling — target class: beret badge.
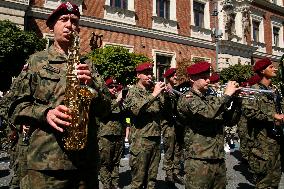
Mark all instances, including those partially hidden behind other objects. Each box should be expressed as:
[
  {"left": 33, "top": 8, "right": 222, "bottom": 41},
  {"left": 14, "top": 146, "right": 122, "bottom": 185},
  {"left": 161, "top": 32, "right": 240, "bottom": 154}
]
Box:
[{"left": 66, "top": 2, "right": 73, "bottom": 12}]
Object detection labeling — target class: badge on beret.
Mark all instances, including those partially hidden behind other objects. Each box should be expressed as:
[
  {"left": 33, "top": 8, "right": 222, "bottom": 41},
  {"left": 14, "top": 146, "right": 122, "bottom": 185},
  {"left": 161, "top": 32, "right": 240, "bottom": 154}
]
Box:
[{"left": 66, "top": 2, "right": 73, "bottom": 12}]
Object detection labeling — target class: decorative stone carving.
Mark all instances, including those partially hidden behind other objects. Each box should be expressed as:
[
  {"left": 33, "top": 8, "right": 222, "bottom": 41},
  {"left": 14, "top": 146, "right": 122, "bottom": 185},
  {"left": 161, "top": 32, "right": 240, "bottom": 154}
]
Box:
[
  {"left": 242, "top": 7, "right": 251, "bottom": 44},
  {"left": 222, "top": 0, "right": 236, "bottom": 41}
]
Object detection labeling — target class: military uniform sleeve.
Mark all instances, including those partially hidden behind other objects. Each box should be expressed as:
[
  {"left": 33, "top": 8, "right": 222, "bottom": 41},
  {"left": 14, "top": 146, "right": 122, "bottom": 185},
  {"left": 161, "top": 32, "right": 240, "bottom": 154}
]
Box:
[
  {"left": 8, "top": 55, "right": 56, "bottom": 126},
  {"left": 242, "top": 97, "right": 275, "bottom": 122},
  {"left": 178, "top": 93, "right": 232, "bottom": 122},
  {"left": 124, "top": 88, "right": 157, "bottom": 116}
]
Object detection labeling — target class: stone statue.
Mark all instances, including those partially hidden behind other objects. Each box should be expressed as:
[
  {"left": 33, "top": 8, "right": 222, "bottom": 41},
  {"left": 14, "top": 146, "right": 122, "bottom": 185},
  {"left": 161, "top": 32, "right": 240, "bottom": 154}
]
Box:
[{"left": 242, "top": 7, "right": 251, "bottom": 44}]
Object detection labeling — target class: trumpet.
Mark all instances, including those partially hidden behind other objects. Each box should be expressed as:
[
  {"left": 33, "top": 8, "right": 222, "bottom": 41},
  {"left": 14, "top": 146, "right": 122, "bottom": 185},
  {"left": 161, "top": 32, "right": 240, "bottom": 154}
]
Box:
[
  {"left": 208, "top": 84, "right": 274, "bottom": 99},
  {"left": 148, "top": 80, "right": 184, "bottom": 96}
]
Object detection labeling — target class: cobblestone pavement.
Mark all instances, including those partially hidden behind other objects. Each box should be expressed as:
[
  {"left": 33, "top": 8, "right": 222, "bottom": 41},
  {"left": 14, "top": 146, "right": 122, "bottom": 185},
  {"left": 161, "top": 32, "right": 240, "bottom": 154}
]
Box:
[{"left": 1, "top": 145, "right": 284, "bottom": 189}]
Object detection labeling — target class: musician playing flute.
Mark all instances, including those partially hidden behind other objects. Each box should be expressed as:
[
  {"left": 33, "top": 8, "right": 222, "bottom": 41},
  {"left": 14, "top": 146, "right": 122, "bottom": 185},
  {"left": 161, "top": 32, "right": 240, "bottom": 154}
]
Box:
[
  {"left": 124, "top": 62, "right": 167, "bottom": 189},
  {"left": 177, "top": 61, "right": 240, "bottom": 189},
  {"left": 242, "top": 58, "right": 283, "bottom": 189}
]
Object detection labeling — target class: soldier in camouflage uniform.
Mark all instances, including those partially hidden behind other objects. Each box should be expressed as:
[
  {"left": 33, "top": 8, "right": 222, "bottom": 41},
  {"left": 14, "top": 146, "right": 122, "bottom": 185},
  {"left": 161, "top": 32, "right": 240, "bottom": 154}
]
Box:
[
  {"left": 0, "top": 70, "right": 29, "bottom": 189},
  {"left": 242, "top": 58, "right": 283, "bottom": 189},
  {"left": 124, "top": 62, "right": 166, "bottom": 189},
  {"left": 238, "top": 75, "right": 261, "bottom": 162},
  {"left": 7, "top": 2, "right": 111, "bottom": 189},
  {"left": 162, "top": 68, "right": 184, "bottom": 185},
  {"left": 98, "top": 78, "right": 126, "bottom": 189},
  {"left": 177, "top": 61, "right": 240, "bottom": 189}
]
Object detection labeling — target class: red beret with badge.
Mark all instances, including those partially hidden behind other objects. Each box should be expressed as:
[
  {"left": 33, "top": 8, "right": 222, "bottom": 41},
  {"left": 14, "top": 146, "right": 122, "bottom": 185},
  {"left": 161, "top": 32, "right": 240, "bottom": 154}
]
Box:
[
  {"left": 105, "top": 77, "right": 117, "bottom": 86},
  {"left": 253, "top": 58, "right": 272, "bottom": 73},
  {"left": 187, "top": 61, "right": 210, "bottom": 76},
  {"left": 136, "top": 62, "right": 153, "bottom": 72},
  {"left": 46, "top": 2, "right": 80, "bottom": 27},
  {"left": 163, "top": 68, "right": 176, "bottom": 78}
]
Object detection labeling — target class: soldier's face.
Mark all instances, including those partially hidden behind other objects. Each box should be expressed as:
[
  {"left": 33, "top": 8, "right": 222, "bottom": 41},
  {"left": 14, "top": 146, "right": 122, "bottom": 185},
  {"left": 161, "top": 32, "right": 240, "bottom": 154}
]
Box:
[
  {"left": 52, "top": 14, "right": 80, "bottom": 43},
  {"left": 168, "top": 73, "right": 177, "bottom": 86},
  {"left": 262, "top": 64, "right": 277, "bottom": 78},
  {"left": 191, "top": 73, "right": 210, "bottom": 92},
  {"left": 108, "top": 84, "right": 118, "bottom": 97},
  {"left": 137, "top": 70, "right": 153, "bottom": 86}
]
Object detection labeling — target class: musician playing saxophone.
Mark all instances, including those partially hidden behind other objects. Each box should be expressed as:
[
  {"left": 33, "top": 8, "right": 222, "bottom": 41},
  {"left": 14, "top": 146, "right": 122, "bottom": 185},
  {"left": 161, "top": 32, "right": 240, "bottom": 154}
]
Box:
[
  {"left": 242, "top": 58, "right": 284, "bottom": 188},
  {"left": 7, "top": 2, "right": 111, "bottom": 188}
]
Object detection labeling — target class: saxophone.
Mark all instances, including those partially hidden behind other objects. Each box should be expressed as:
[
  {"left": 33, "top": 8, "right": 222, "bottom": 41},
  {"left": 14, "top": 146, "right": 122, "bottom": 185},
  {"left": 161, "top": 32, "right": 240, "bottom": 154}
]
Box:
[{"left": 63, "top": 31, "right": 96, "bottom": 151}]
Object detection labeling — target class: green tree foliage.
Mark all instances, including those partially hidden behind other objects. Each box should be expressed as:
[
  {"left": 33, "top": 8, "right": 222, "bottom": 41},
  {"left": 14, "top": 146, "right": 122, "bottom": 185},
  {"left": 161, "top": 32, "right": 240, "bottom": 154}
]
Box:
[
  {"left": 0, "top": 20, "right": 46, "bottom": 90},
  {"left": 220, "top": 64, "right": 254, "bottom": 84},
  {"left": 88, "top": 46, "right": 151, "bottom": 85}
]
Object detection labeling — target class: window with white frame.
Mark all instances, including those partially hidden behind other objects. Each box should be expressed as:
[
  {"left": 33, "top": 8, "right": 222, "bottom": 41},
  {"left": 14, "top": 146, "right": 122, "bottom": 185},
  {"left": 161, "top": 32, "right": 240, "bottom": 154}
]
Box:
[
  {"left": 252, "top": 20, "right": 260, "bottom": 42},
  {"left": 156, "top": 0, "right": 170, "bottom": 19},
  {"left": 104, "top": 0, "right": 135, "bottom": 25},
  {"left": 273, "top": 26, "right": 280, "bottom": 47},
  {"left": 271, "top": 16, "right": 284, "bottom": 56},
  {"left": 193, "top": 1, "right": 205, "bottom": 28},
  {"left": 190, "top": 0, "right": 211, "bottom": 40},
  {"left": 152, "top": 0, "right": 178, "bottom": 33},
  {"left": 153, "top": 50, "right": 176, "bottom": 82},
  {"left": 250, "top": 11, "right": 266, "bottom": 52},
  {"left": 110, "top": 0, "right": 128, "bottom": 9}
]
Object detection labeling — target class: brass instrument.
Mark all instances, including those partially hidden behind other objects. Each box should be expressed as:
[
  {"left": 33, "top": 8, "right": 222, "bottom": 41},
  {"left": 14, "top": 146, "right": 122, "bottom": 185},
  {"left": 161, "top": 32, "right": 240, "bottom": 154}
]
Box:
[
  {"left": 149, "top": 80, "right": 184, "bottom": 96},
  {"left": 63, "top": 31, "right": 96, "bottom": 151},
  {"left": 208, "top": 84, "right": 274, "bottom": 99}
]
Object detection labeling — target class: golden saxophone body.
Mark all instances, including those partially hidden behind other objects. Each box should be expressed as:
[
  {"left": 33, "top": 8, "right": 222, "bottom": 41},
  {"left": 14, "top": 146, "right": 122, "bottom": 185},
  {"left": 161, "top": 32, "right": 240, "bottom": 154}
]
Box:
[{"left": 63, "top": 31, "right": 96, "bottom": 151}]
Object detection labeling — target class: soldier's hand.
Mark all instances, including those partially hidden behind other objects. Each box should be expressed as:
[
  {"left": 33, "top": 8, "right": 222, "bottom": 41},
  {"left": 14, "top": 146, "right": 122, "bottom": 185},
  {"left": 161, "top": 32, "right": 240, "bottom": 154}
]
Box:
[
  {"left": 76, "top": 64, "right": 92, "bottom": 86},
  {"left": 224, "top": 81, "right": 241, "bottom": 96},
  {"left": 46, "top": 105, "right": 71, "bottom": 132},
  {"left": 273, "top": 114, "right": 284, "bottom": 125},
  {"left": 152, "top": 82, "right": 166, "bottom": 97}
]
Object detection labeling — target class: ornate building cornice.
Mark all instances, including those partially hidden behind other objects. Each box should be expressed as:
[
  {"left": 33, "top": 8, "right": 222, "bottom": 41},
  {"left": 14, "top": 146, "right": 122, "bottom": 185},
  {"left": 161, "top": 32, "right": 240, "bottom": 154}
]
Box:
[{"left": 253, "top": 0, "right": 284, "bottom": 15}]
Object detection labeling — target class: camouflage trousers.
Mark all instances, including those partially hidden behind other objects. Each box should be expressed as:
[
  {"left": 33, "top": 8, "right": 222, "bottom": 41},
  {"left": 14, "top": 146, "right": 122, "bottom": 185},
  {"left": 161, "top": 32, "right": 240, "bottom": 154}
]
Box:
[
  {"left": 20, "top": 169, "right": 99, "bottom": 189},
  {"left": 98, "top": 135, "right": 124, "bottom": 189},
  {"left": 248, "top": 138, "right": 281, "bottom": 189},
  {"left": 162, "top": 125, "right": 184, "bottom": 177},
  {"left": 184, "top": 158, "right": 226, "bottom": 189},
  {"left": 129, "top": 136, "right": 161, "bottom": 189},
  {"left": 162, "top": 126, "right": 175, "bottom": 174},
  {"left": 10, "top": 135, "right": 29, "bottom": 189}
]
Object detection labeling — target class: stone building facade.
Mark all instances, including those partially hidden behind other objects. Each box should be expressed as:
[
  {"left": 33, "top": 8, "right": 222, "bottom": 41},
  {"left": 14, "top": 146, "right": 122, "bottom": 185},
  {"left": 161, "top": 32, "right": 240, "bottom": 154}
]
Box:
[{"left": 1, "top": 0, "right": 284, "bottom": 80}]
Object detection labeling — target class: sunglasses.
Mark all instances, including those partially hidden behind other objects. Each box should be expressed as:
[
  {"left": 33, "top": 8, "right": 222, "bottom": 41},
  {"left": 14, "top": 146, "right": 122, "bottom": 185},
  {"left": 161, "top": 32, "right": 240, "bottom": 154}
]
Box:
[{"left": 108, "top": 85, "right": 118, "bottom": 89}]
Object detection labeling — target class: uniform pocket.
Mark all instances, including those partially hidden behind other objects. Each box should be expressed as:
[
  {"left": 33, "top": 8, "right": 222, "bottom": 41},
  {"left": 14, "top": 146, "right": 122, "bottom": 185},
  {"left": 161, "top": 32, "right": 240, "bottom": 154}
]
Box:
[{"left": 33, "top": 70, "right": 60, "bottom": 104}]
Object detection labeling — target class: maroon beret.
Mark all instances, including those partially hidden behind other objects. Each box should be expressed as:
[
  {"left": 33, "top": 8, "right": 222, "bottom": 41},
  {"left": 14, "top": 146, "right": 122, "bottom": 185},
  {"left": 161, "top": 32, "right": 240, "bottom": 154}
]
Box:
[
  {"left": 105, "top": 77, "right": 117, "bottom": 86},
  {"left": 209, "top": 73, "right": 220, "bottom": 83},
  {"left": 163, "top": 68, "right": 176, "bottom": 78},
  {"left": 187, "top": 61, "right": 210, "bottom": 76},
  {"left": 136, "top": 62, "right": 153, "bottom": 72},
  {"left": 46, "top": 2, "right": 80, "bottom": 27},
  {"left": 253, "top": 58, "right": 272, "bottom": 73},
  {"left": 241, "top": 74, "right": 261, "bottom": 87}
]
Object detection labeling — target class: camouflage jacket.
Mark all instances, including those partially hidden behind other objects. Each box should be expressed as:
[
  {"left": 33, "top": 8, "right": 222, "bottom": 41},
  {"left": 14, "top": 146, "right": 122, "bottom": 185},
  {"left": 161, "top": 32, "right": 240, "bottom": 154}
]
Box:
[
  {"left": 177, "top": 89, "right": 234, "bottom": 160},
  {"left": 98, "top": 98, "right": 126, "bottom": 137},
  {"left": 8, "top": 45, "right": 111, "bottom": 170},
  {"left": 242, "top": 83, "right": 283, "bottom": 146},
  {"left": 124, "top": 84, "right": 166, "bottom": 138}
]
